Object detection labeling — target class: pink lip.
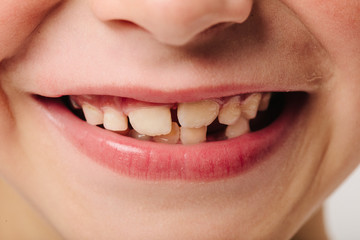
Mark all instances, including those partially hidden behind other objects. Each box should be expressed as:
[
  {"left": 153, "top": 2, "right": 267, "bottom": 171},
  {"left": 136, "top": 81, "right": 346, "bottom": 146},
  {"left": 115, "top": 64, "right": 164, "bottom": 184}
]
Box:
[
  {"left": 37, "top": 83, "right": 314, "bottom": 104},
  {"left": 36, "top": 95, "right": 296, "bottom": 181}
]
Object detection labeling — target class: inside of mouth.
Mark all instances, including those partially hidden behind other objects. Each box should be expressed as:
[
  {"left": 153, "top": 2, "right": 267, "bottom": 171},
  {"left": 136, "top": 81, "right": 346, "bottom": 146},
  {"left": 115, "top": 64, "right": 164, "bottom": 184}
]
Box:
[{"left": 61, "top": 92, "right": 288, "bottom": 145}]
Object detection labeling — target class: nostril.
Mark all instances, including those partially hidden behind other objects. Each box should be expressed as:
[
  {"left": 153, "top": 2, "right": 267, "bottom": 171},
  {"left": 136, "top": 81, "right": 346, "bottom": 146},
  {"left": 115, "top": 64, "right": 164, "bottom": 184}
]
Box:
[
  {"left": 199, "top": 22, "right": 235, "bottom": 37},
  {"left": 111, "top": 20, "right": 142, "bottom": 29}
]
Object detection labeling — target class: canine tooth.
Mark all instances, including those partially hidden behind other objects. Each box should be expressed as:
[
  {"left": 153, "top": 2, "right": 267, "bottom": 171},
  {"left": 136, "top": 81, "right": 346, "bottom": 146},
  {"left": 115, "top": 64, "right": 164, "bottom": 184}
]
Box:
[
  {"left": 103, "top": 107, "right": 128, "bottom": 131},
  {"left": 225, "top": 117, "right": 250, "bottom": 139},
  {"left": 241, "top": 93, "right": 262, "bottom": 119},
  {"left": 129, "top": 129, "right": 152, "bottom": 141},
  {"left": 178, "top": 100, "right": 220, "bottom": 128},
  {"left": 82, "top": 103, "right": 103, "bottom": 125},
  {"left": 258, "top": 93, "right": 272, "bottom": 111},
  {"left": 128, "top": 106, "right": 172, "bottom": 136},
  {"left": 153, "top": 122, "right": 180, "bottom": 144},
  {"left": 180, "top": 126, "right": 207, "bottom": 145},
  {"left": 218, "top": 96, "right": 242, "bottom": 125}
]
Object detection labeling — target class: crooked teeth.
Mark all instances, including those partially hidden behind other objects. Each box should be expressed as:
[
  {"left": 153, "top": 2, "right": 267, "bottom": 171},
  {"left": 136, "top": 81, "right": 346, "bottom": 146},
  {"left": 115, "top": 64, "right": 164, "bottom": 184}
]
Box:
[
  {"left": 225, "top": 117, "right": 250, "bottom": 139},
  {"left": 258, "top": 93, "right": 272, "bottom": 111},
  {"left": 153, "top": 122, "right": 180, "bottom": 144},
  {"left": 128, "top": 106, "right": 172, "bottom": 136},
  {"left": 218, "top": 96, "right": 242, "bottom": 125},
  {"left": 180, "top": 126, "right": 207, "bottom": 145},
  {"left": 82, "top": 103, "right": 104, "bottom": 125},
  {"left": 178, "top": 100, "right": 219, "bottom": 128},
  {"left": 74, "top": 92, "right": 272, "bottom": 144},
  {"left": 103, "top": 107, "right": 128, "bottom": 131},
  {"left": 241, "top": 93, "right": 262, "bottom": 119}
]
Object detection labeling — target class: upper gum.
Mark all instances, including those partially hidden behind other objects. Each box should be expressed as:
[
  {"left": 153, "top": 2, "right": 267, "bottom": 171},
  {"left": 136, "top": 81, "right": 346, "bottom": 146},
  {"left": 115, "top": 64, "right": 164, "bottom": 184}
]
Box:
[{"left": 70, "top": 93, "right": 259, "bottom": 113}]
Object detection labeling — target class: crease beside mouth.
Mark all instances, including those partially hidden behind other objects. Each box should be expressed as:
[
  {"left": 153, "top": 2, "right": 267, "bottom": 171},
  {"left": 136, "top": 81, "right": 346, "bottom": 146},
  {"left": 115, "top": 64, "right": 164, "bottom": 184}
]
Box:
[{"left": 57, "top": 92, "right": 288, "bottom": 145}]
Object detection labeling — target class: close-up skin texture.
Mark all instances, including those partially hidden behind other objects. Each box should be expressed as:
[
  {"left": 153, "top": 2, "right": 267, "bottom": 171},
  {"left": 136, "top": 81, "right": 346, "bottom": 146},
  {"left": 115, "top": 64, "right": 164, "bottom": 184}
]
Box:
[{"left": 0, "top": 0, "right": 359, "bottom": 239}]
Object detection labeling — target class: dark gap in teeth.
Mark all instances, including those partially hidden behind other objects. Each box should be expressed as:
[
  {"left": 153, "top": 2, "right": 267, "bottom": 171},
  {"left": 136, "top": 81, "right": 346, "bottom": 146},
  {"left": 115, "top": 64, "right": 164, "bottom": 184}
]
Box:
[
  {"left": 249, "top": 92, "right": 285, "bottom": 132},
  {"left": 206, "top": 118, "right": 227, "bottom": 142},
  {"left": 171, "top": 108, "right": 179, "bottom": 124},
  {"left": 61, "top": 96, "right": 86, "bottom": 121}
]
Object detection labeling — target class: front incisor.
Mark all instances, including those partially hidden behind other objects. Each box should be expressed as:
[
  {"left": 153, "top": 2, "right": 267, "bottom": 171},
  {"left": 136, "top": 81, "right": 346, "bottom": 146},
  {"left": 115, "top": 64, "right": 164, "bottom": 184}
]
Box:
[
  {"left": 180, "top": 126, "right": 207, "bottom": 145},
  {"left": 218, "top": 96, "right": 242, "bottom": 125},
  {"left": 128, "top": 106, "right": 172, "bottom": 136},
  {"left": 178, "top": 100, "right": 220, "bottom": 128},
  {"left": 103, "top": 107, "right": 128, "bottom": 131}
]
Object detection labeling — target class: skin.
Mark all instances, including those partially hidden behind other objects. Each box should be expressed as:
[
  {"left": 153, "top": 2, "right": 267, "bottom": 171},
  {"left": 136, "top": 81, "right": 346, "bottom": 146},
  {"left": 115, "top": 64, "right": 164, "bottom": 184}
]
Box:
[{"left": 0, "top": 0, "right": 359, "bottom": 239}]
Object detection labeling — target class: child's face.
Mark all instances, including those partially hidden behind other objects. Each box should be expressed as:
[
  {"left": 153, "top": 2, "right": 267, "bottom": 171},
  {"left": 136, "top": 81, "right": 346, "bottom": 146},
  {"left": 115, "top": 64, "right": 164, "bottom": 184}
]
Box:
[{"left": 1, "top": 0, "right": 359, "bottom": 239}]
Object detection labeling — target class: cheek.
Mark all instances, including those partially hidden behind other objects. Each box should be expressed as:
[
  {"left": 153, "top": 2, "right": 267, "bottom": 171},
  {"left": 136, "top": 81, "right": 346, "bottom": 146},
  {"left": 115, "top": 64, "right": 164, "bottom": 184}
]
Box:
[
  {"left": 309, "top": 0, "right": 360, "bottom": 41},
  {"left": 0, "top": 86, "right": 15, "bottom": 174},
  {"left": 0, "top": 0, "right": 61, "bottom": 59},
  {"left": 0, "top": 88, "right": 11, "bottom": 129},
  {"left": 283, "top": 0, "right": 360, "bottom": 62}
]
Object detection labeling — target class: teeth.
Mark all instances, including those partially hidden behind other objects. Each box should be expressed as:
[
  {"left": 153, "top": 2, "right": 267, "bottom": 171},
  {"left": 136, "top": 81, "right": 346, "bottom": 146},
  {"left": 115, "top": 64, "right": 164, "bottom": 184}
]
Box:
[
  {"left": 153, "top": 122, "right": 180, "bottom": 144},
  {"left": 103, "top": 107, "right": 128, "bottom": 131},
  {"left": 129, "top": 129, "right": 152, "bottom": 141},
  {"left": 82, "top": 103, "right": 104, "bottom": 125},
  {"left": 225, "top": 117, "right": 250, "bottom": 139},
  {"left": 75, "top": 92, "right": 271, "bottom": 144},
  {"left": 218, "top": 96, "right": 242, "bottom": 125},
  {"left": 180, "top": 126, "right": 207, "bottom": 145},
  {"left": 258, "top": 93, "right": 272, "bottom": 111},
  {"left": 241, "top": 93, "right": 262, "bottom": 119},
  {"left": 178, "top": 100, "right": 219, "bottom": 128},
  {"left": 128, "top": 106, "right": 172, "bottom": 136}
]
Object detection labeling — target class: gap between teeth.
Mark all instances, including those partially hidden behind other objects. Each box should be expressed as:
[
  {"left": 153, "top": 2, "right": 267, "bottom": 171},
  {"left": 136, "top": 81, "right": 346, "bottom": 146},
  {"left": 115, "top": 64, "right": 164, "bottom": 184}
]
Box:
[{"left": 70, "top": 93, "right": 272, "bottom": 145}]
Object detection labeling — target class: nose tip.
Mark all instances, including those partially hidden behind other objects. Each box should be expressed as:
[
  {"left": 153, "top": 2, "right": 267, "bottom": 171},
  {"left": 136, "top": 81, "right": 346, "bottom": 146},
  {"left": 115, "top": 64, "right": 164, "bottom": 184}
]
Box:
[
  {"left": 144, "top": 0, "right": 254, "bottom": 46},
  {"left": 92, "top": 0, "right": 254, "bottom": 46}
]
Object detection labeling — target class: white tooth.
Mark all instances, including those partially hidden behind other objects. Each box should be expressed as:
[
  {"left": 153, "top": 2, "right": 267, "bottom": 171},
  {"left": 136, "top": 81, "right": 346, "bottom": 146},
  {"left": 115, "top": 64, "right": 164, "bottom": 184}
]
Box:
[
  {"left": 153, "top": 122, "right": 180, "bottom": 144},
  {"left": 225, "top": 117, "right": 250, "bottom": 139},
  {"left": 258, "top": 93, "right": 272, "bottom": 111},
  {"left": 218, "top": 96, "right": 242, "bottom": 125},
  {"left": 128, "top": 106, "right": 172, "bottom": 136},
  {"left": 241, "top": 93, "right": 262, "bottom": 119},
  {"left": 103, "top": 107, "right": 128, "bottom": 131},
  {"left": 178, "top": 100, "right": 220, "bottom": 128},
  {"left": 82, "top": 103, "right": 104, "bottom": 125},
  {"left": 180, "top": 126, "right": 207, "bottom": 145},
  {"left": 129, "top": 129, "right": 152, "bottom": 141}
]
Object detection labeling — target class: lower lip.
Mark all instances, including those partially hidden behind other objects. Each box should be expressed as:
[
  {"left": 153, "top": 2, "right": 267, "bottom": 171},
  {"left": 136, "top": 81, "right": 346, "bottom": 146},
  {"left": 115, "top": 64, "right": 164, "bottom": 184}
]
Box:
[{"left": 36, "top": 96, "right": 296, "bottom": 181}]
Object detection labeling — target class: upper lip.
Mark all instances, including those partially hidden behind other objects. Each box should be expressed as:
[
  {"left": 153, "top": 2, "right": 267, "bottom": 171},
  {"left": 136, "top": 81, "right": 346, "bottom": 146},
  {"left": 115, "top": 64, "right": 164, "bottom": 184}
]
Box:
[
  {"left": 37, "top": 82, "right": 317, "bottom": 104},
  {"left": 1, "top": 1, "right": 330, "bottom": 103},
  {"left": 4, "top": 29, "right": 326, "bottom": 102}
]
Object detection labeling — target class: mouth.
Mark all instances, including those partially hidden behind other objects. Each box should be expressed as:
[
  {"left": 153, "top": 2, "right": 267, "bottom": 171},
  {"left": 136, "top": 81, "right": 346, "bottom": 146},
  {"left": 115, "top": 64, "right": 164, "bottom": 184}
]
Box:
[
  {"left": 64, "top": 92, "right": 283, "bottom": 144},
  {"left": 36, "top": 90, "right": 306, "bottom": 181}
]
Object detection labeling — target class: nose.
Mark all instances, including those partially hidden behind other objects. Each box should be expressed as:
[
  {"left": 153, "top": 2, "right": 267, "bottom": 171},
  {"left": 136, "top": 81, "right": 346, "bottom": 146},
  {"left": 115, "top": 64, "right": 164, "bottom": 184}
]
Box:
[{"left": 91, "top": 0, "right": 254, "bottom": 46}]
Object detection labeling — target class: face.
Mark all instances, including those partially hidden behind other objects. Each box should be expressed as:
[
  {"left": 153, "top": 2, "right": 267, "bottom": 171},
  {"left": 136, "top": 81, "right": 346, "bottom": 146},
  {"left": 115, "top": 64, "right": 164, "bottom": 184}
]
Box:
[{"left": 0, "top": 0, "right": 359, "bottom": 239}]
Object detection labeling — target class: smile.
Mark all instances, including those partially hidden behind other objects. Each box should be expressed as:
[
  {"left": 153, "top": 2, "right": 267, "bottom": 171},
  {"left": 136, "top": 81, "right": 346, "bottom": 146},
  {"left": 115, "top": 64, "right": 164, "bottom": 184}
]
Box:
[
  {"left": 66, "top": 92, "right": 275, "bottom": 144},
  {"left": 35, "top": 89, "right": 305, "bottom": 181}
]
